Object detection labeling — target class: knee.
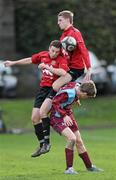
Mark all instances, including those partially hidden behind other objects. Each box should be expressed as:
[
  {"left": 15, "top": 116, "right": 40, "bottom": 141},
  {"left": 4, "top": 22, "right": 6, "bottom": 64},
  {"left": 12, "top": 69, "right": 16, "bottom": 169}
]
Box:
[
  {"left": 76, "top": 138, "right": 84, "bottom": 148},
  {"left": 52, "top": 84, "right": 59, "bottom": 92},
  {"left": 39, "top": 109, "right": 47, "bottom": 119},
  {"left": 31, "top": 113, "right": 40, "bottom": 124},
  {"left": 67, "top": 136, "right": 76, "bottom": 149},
  {"left": 69, "top": 135, "right": 76, "bottom": 145}
]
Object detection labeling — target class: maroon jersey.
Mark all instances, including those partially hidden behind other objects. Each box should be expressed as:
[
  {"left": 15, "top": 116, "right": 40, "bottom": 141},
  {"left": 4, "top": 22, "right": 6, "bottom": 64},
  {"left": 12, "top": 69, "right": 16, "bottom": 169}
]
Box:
[
  {"left": 50, "top": 82, "right": 79, "bottom": 134},
  {"left": 32, "top": 51, "right": 69, "bottom": 87},
  {"left": 51, "top": 82, "right": 79, "bottom": 117},
  {"left": 60, "top": 26, "right": 91, "bottom": 70}
]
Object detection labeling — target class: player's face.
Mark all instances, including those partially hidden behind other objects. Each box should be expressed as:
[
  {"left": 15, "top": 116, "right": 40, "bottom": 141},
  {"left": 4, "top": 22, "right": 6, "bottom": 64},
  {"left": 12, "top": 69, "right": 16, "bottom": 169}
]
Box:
[
  {"left": 49, "top": 46, "right": 60, "bottom": 59},
  {"left": 58, "top": 16, "right": 70, "bottom": 30}
]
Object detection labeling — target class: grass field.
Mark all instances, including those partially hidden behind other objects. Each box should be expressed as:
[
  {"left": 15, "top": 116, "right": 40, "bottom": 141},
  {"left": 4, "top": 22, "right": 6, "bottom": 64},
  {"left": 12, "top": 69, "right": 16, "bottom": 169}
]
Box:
[
  {"left": 1, "top": 95, "right": 116, "bottom": 130},
  {"left": 0, "top": 96, "right": 116, "bottom": 179},
  {"left": 0, "top": 129, "right": 116, "bottom": 180}
]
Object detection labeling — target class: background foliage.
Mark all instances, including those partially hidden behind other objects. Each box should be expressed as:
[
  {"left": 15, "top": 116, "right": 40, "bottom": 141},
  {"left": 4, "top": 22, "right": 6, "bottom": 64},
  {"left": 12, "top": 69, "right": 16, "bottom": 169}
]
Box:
[{"left": 14, "top": 0, "right": 116, "bottom": 62}]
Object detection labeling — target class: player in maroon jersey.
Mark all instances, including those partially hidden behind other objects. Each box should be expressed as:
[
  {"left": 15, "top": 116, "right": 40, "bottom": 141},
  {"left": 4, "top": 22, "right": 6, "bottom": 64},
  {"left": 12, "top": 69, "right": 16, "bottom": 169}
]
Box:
[
  {"left": 50, "top": 81, "right": 103, "bottom": 174},
  {"left": 4, "top": 40, "right": 69, "bottom": 157}
]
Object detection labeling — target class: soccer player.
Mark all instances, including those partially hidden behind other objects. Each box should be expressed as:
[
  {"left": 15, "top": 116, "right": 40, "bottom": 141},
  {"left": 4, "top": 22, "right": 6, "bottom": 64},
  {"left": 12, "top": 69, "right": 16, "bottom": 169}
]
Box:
[
  {"left": 39, "top": 10, "right": 91, "bottom": 133},
  {"left": 50, "top": 81, "right": 103, "bottom": 174},
  {"left": 3, "top": 40, "right": 69, "bottom": 157},
  {"left": 53, "top": 10, "right": 91, "bottom": 88}
]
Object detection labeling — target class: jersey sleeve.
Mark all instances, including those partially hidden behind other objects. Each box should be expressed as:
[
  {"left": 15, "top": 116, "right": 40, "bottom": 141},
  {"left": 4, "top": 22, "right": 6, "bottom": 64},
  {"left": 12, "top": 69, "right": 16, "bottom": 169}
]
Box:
[
  {"left": 31, "top": 53, "right": 41, "bottom": 64},
  {"left": 75, "top": 31, "right": 91, "bottom": 69},
  {"left": 52, "top": 92, "right": 68, "bottom": 117},
  {"left": 78, "top": 43, "right": 91, "bottom": 69}
]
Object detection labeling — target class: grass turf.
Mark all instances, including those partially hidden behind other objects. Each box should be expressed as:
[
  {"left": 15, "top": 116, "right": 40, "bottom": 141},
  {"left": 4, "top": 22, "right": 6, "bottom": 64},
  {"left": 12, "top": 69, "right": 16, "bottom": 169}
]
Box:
[
  {"left": 0, "top": 96, "right": 116, "bottom": 179},
  {"left": 0, "top": 95, "right": 116, "bottom": 130},
  {"left": 0, "top": 129, "right": 116, "bottom": 180}
]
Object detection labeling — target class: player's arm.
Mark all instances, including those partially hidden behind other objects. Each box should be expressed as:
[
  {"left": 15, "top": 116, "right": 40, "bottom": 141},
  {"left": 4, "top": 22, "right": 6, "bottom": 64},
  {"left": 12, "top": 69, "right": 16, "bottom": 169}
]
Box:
[
  {"left": 78, "top": 42, "right": 91, "bottom": 69},
  {"left": 49, "top": 57, "right": 69, "bottom": 76},
  {"left": 76, "top": 32, "right": 91, "bottom": 81},
  {"left": 39, "top": 57, "right": 69, "bottom": 76},
  {"left": 4, "top": 57, "right": 32, "bottom": 67},
  {"left": 45, "top": 65, "right": 67, "bottom": 76},
  {"left": 79, "top": 42, "right": 91, "bottom": 82}
]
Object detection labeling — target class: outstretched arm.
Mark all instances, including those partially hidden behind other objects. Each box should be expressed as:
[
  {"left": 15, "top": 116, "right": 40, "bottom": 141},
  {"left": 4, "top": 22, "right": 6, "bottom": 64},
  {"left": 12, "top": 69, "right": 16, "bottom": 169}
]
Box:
[{"left": 4, "top": 57, "right": 32, "bottom": 67}]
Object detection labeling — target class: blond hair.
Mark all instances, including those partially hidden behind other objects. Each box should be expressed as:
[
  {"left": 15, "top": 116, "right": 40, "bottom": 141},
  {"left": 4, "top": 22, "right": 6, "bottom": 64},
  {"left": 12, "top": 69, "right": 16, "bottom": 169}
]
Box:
[{"left": 58, "top": 10, "right": 74, "bottom": 24}]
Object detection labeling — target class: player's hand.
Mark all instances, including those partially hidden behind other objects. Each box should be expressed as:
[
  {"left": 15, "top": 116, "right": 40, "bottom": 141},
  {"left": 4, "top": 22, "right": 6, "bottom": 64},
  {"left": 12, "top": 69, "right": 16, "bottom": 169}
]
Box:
[
  {"left": 3, "top": 60, "right": 14, "bottom": 67},
  {"left": 63, "top": 115, "right": 73, "bottom": 126},
  {"left": 82, "top": 68, "right": 91, "bottom": 82},
  {"left": 77, "top": 99, "right": 81, "bottom": 107},
  {"left": 38, "top": 63, "right": 46, "bottom": 69}
]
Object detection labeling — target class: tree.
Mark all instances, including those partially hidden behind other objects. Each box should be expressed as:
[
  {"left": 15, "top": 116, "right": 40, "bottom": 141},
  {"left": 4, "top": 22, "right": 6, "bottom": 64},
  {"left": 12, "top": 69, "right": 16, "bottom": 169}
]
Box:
[{"left": 15, "top": 0, "right": 116, "bottom": 63}]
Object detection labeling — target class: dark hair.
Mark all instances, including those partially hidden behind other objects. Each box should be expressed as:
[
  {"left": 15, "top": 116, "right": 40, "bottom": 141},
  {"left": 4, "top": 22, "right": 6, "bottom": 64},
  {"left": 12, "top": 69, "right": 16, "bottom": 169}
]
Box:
[
  {"left": 50, "top": 40, "right": 62, "bottom": 49},
  {"left": 80, "top": 80, "right": 97, "bottom": 97},
  {"left": 58, "top": 10, "right": 74, "bottom": 24}
]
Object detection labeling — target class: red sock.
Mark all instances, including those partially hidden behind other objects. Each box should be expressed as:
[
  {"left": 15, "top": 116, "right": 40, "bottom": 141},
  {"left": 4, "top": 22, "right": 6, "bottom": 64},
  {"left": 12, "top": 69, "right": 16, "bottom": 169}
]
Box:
[
  {"left": 65, "top": 148, "right": 74, "bottom": 169},
  {"left": 79, "top": 151, "right": 92, "bottom": 168}
]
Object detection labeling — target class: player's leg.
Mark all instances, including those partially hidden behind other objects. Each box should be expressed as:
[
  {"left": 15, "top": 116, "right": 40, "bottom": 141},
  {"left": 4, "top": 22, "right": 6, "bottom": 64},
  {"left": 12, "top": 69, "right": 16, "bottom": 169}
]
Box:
[
  {"left": 69, "top": 112, "right": 93, "bottom": 170},
  {"left": 51, "top": 113, "right": 77, "bottom": 174},
  {"left": 31, "top": 87, "right": 52, "bottom": 157},
  {"left": 74, "top": 130, "right": 92, "bottom": 168},
  {"left": 52, "top": 68, "right": 84, "bottom": 92},
  {"left": 52, "top": 73, "right": 72, "bottom": 92},
  {"left": 39, "top": 98, "right": 52, "bottom": 146},
  {"left": 61, "top": 127, "right": 78, "bottom": 174},
  {"left": 31, "top": 107, "right": 45, "bottom": 157},
  {"left": 74, "top": 130, "right": 103, "bottom": 172},
  {"left": 32, "top": 108, "right": 44, "bottom": 146}
]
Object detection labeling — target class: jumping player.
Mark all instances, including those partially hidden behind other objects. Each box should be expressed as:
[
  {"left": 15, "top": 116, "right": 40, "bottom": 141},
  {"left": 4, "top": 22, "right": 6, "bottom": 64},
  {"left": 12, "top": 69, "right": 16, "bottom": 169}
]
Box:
[{"left": 3, "top": 40, "right": 69, "bottom": 157}]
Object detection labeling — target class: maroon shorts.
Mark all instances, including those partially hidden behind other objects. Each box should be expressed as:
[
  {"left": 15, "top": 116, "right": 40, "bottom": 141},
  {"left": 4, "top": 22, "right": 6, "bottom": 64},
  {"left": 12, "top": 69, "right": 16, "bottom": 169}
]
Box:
[{"left": 50, "top": 113, "right": 79, "bottom": 134}]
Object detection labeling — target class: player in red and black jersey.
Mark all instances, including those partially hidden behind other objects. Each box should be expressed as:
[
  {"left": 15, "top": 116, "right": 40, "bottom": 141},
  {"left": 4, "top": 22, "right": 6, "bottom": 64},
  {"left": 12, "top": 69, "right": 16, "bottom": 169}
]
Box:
[
  {"left": 50, "top": 81, "right": 103, "bottom": 174},
  {"left": 52, "top": 10, "right": 91, "bottom": 91},
  {"left": 4, "top": 40, "right": 69, "bottom": 157}
]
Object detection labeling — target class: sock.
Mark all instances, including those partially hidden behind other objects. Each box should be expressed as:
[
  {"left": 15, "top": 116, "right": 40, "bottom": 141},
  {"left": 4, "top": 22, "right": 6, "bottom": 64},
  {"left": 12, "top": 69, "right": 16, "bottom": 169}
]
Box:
[
  {"left": 65, "top": 148, "right": 74, "bottom": 169},
  {"left": 34, "top": 123, "right": 44, "bottom": 147},
  {"left": 48, "top": 88, "right": 57, "bottom": 99},
  {"left": 42, "top": 117, "right": 50, "bottom": 144},
  {"left": 79, "top": 151, "right": 92, "bottom": 168}
]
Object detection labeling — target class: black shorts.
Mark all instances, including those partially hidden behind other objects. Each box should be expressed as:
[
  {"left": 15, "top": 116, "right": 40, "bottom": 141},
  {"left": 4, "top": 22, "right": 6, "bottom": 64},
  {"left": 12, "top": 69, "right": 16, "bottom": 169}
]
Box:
[
  {"left": 34, "top": 86, "right": 52, "bottom": 108},
  {"left": 68, "top": 68, "right": 84, "bottom": 81}
]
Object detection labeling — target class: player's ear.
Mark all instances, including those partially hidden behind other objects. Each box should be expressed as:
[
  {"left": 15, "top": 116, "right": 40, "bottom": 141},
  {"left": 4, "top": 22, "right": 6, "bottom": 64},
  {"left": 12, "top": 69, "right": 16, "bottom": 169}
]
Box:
[{"left": 82, "top": 92, "right": 88, "bottom": 98}]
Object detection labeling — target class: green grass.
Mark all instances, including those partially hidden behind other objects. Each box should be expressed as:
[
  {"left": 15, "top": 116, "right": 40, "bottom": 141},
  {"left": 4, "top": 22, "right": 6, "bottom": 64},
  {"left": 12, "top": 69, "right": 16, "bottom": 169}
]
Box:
[
  {"left": 0, "top": 129, "right": 116, "bottom": 180},
  {"left": 0, "top": 96, "right": 116, "bottom": 130},
  {"left": 0, "top": 96, "right": 116, "bottom": 179}
]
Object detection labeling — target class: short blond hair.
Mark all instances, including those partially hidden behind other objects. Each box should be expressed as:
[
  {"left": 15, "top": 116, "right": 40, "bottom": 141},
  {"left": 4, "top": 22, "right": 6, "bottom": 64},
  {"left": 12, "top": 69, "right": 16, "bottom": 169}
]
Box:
[
  {"left": 58, "top": 10, "right": 74, "bottom": 24},
  {"left": 80, "top": 80, "right": 97, "bottom": 97}
]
